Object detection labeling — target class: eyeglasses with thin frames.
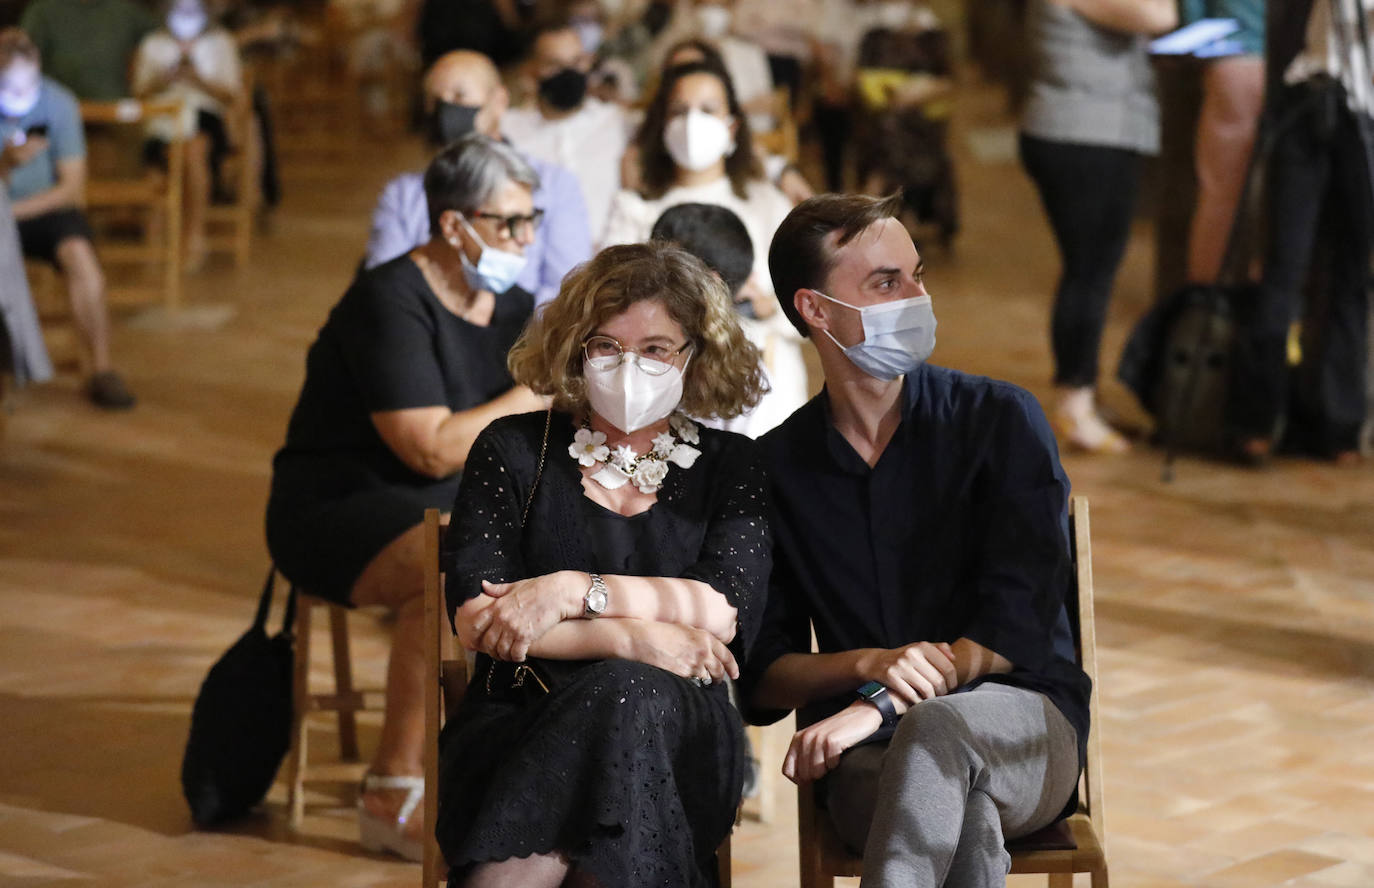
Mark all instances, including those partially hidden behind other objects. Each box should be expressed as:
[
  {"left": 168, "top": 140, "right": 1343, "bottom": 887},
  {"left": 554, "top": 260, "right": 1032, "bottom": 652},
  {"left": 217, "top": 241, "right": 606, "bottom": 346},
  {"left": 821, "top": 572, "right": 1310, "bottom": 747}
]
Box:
[
  {"left": 583, "top": 335, "right": 693, "bottom": 376},
  {"left": 470, "top": 208, "right": 545, "bottom": 240}
]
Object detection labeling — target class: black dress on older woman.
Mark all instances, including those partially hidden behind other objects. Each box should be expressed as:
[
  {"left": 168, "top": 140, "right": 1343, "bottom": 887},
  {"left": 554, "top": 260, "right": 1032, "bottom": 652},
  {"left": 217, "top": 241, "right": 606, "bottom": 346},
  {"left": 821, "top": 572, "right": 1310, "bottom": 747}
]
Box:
[
  {"left": 266, "top": 256, "right": 534, "bottom": 601},
  {"left": 437, "top": 410, "right": 771, "bottom": 887}
]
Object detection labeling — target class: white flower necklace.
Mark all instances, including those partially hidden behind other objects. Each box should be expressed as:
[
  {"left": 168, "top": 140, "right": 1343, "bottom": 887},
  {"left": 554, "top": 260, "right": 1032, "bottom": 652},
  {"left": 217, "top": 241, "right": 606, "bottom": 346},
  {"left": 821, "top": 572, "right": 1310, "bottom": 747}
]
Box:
[{"left": 567, "top": 413, "right": 702, "bottom": 494}]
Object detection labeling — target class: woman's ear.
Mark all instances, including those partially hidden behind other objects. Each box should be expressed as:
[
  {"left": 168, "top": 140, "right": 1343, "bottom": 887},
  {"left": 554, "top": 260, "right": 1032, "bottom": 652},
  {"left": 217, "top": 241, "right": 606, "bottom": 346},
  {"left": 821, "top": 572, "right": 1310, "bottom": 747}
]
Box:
[{"left": 439, "top": 210, "right": 463, "bottom": 247}]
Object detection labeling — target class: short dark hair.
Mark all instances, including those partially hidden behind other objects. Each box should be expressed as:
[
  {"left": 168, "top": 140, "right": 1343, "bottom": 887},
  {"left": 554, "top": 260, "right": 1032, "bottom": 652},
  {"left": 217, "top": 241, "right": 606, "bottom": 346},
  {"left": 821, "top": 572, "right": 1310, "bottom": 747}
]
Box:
[
  {"left": 650, "top": 203, "right": 754, "bottom": 297},
  {"left": 0, "top": 27, "right": 39, "bottom": 68},
  {"left": 525, "top": 13, "right": 578, "bottom": 53},
  {"left": 423, "top": 133, "right": 539, "bottom": 238},
  {"left": 664, "top": 37, "right": 725, "bottom": 70},
  {"left": 768, "top": 191, "right": 905, "bottom": 337}
]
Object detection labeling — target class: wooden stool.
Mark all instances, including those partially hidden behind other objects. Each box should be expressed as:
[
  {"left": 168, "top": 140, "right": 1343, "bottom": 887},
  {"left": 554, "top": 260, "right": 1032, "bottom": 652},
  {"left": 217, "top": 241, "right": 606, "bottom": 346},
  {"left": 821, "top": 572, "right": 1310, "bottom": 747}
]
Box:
[{"left": 284, "top": 591, "right": 384, "bottom": 827}]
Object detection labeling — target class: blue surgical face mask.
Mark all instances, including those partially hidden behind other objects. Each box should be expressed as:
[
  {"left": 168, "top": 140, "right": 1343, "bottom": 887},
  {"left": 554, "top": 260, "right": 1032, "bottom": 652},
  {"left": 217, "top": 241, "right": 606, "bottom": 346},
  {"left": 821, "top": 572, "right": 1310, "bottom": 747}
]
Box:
[
  {"left": 457, "top": 214, "right": 527, "bottom": 294},
  {"left": 814, "top": 290, "right": 937, "bottom": 380}
]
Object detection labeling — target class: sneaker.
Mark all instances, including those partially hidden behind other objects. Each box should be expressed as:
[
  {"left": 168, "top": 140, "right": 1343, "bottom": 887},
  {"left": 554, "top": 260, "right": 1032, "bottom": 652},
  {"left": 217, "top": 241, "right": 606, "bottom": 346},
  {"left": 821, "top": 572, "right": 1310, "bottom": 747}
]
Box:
[{"left": 88, "top": 371, "right": 136, "bottom": 410}]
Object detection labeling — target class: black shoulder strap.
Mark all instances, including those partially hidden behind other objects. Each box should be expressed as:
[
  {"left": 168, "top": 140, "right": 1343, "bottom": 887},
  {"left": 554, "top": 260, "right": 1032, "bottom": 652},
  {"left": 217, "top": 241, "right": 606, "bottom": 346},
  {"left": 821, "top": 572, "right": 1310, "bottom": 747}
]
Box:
[
  {"left": 521, "top": 408, "right": 552, "bottom": 529},
  {"left": 255, "top": 567, "right": 297, "bottom": 637}
]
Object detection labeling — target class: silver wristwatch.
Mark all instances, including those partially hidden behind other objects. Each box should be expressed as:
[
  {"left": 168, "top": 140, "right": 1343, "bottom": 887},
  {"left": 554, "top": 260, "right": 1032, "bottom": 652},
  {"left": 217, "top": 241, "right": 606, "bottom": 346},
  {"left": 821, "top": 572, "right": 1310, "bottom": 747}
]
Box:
[{"left": 582, "top": 573, "right": 608, "bottom": 618}]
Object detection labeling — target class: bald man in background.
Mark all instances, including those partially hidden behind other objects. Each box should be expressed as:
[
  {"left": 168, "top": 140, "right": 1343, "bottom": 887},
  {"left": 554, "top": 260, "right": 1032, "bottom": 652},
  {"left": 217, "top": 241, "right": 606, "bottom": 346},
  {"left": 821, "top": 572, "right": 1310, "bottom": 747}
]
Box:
[{"left": 364, "top": 50, "right": 592, "bottom": 307}]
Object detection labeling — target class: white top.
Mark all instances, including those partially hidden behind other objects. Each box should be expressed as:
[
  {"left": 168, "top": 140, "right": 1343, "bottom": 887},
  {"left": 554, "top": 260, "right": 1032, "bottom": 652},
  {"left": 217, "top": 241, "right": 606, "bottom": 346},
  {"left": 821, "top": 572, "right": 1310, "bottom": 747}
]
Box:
[
  {"left": 503, "top": 98, "right": 630, "bottom": 243},
  {"left": 131, "top": 27, "right": 241, "bottom": 141},
  {"left": 602, "top": 175, "right": 807, "bottom": 437},
  {"left": 718, "top": 35, "right": 776, "bottom": 132},
  {"left": 1285, "top": 0, "right": 1374, "bottom": 116}
]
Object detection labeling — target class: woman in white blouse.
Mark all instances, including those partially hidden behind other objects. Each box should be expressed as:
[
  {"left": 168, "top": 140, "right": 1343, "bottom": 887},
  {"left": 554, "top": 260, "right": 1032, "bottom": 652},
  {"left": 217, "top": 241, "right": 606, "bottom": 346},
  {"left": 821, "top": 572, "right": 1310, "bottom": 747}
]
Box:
[
  {"left": 132, "top": 0, "right": 243, "bottom": 269},
  {"left": 603, "top": 59, "right": 806, "bottom": 436}
]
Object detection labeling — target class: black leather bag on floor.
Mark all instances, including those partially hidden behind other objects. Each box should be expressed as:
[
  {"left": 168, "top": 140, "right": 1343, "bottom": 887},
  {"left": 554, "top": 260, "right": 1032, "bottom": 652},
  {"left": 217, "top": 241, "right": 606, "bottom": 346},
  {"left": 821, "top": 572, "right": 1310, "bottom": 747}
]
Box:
[
  {"left": 1118, "top": 281, "right": 1249, "bottom": 457},
  {"left": 1118, "top": 91, "right": 1310, "bottom": 472},
  {"left": 181, "top": 568, "right": 296, "bottom": 826}
]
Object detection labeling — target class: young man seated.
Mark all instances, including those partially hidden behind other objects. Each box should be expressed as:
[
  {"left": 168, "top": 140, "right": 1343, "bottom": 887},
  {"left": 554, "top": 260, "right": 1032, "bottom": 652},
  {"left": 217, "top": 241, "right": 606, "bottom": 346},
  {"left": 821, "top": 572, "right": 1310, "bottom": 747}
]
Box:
[
  {"left": 0, "top": 27, "right": 134, "bottom": 408},
  {"left": 741, "top": 191, "right": 1089, "bottom": 887}
]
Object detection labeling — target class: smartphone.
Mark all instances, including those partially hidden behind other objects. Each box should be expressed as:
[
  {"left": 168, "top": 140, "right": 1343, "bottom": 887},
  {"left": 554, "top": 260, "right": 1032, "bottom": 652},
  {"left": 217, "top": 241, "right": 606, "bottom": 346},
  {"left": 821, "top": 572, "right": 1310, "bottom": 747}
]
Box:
[{"left": 24, "top": 123, "right": 48, "bottom": 138}]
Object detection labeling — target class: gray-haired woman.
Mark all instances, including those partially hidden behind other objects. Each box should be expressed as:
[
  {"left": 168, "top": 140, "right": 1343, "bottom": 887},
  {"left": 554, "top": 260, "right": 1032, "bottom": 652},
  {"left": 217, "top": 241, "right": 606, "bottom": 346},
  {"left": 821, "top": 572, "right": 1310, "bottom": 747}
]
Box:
[{"left": 266, "top": 134, "right": 547, "bottom": 859}]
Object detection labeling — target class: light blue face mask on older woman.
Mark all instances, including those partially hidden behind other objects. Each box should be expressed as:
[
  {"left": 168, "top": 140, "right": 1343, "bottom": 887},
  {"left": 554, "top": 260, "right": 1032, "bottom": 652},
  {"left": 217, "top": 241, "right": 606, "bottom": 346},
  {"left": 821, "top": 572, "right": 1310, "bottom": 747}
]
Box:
[
  {"left": 813, "top": 290, "right": 938, "bottom": 381},
  {"left": 457, "top": 215, "right": 527, "bottom": 294}
]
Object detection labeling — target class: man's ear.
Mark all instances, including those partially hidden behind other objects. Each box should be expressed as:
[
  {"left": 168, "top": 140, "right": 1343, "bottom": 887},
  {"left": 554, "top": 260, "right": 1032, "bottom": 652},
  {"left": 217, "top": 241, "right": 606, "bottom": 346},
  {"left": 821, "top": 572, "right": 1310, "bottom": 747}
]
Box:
[{"left": 795, "top": 288, "right": 827, "bottom": 333}]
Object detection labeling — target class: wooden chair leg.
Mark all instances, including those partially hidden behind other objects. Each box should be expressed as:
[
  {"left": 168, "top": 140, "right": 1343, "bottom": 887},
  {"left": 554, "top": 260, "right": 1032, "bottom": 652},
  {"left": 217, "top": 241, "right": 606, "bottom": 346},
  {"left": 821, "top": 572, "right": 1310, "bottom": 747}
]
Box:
[
  {"left": 1048, "top": 873, "right": 1073, "bottom": 888},
  {"left": 327, "top": 606, "right": 360, "bottom": 761},
  {"left": 286, "top": 593, "right": 313, "bottom": 828},
  {"left": 1090, "top": 868, "right": 1109, "bottom": 888}
]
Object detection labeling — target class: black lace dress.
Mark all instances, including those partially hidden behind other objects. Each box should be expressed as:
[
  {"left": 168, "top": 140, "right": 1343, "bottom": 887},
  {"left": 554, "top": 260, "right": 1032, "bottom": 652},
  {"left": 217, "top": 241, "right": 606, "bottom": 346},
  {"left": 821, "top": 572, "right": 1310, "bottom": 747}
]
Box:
[{"left": 437, "top": 411, "right": 771, "bottom": 887}]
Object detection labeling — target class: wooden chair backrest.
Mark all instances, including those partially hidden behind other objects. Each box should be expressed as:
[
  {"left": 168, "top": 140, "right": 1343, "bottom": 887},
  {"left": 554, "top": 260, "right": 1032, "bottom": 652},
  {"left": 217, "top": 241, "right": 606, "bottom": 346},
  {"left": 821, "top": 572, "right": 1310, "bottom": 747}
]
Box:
[
  {"left": 754, "top": 86, "right": 800, "bottom": 163},
  {"left": 1069, "top": 496, "right": 1104, "bottom": 842},
  {"left": 422, "top": 508, "right": 462, "bottom": 886},
  {"left": 797, "top": 495, "right": 1105, "bottom": 887},
  {"left": 78, "top": 97, "right": 187, "bottom": 311}
]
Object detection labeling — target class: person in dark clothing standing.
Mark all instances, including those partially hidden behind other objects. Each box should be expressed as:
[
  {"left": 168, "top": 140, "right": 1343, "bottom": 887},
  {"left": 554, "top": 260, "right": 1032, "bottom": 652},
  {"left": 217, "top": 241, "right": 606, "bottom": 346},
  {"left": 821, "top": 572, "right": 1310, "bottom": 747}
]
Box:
[
  {"left": 1231, "top": 0, "right": 1373, "bottom": 463},
  {"left": 1018, "top": 0, "right": 1177, "bottom": 454},
  {"left": 742, "top": 192, "right": 1090, "bottom": 888}
]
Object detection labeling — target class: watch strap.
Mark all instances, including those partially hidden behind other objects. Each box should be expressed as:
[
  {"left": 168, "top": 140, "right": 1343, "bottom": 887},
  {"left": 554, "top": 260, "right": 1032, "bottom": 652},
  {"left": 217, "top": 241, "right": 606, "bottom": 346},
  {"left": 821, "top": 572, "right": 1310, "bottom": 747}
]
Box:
[
  {"left": 857, "top": 683, "right": 900, "bottom": 730},
  {"left": 582, "top": 572, "right": 608, "bottom": 618}
]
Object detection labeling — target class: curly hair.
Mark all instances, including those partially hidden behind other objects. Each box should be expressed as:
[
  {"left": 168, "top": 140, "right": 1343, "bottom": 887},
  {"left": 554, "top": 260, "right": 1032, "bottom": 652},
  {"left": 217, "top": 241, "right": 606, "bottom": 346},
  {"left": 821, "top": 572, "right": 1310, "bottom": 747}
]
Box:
[
  {"left": 633, "top": 61, "right": 764, "bottom": 202},
  {"left": 508, "top": 242, "right": 767, "bottom": 419}
]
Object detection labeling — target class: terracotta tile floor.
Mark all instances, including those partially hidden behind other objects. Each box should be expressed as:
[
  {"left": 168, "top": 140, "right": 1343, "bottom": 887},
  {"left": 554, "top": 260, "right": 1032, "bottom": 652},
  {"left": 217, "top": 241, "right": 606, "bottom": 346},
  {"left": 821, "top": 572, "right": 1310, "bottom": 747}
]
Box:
[{"left": 2, "top": 75, "right": 1372, "bottom": 888}]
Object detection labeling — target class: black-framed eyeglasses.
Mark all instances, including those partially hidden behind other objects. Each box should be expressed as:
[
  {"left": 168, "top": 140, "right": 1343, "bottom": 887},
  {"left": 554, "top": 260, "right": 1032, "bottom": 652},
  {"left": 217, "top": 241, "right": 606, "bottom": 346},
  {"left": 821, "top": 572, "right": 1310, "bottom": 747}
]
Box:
[
  {"left": 471, "top": 208, "right": 545, "bottom": 239},
  {"left": 582, "top": 335, "right": 693, "bottom": 376}
]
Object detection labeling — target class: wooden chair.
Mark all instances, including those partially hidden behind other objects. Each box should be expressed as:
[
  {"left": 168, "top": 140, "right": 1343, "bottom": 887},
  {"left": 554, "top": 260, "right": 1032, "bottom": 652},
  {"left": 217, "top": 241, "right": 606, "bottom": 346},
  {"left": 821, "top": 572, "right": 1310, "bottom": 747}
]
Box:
[
  {"left": 284, "top": 592, "right": 385, "bottom": 827},
  {"left": 421, "top": 508, "right": 734, "bottom": 888},
  {"left": 79, "top": 98, "right": 186, "bottom": 312},
  {"left": 796, "top": 496, "right": 1107, "bottom": 888},
  {"left": 754, "top": 86, "right": 801, "bottom": 166},
  {"left": 203, "top": 68, "right": 261, "bottom": 268},
  {"left": 249, "top": 25, "right": 363, "bottom": 166}
]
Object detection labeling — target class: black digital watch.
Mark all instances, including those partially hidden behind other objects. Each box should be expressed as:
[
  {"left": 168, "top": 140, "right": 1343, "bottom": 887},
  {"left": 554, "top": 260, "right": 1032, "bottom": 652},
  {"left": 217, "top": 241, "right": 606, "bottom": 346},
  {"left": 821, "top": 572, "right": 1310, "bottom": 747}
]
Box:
[{"left": 856, "top": 680, "right": 900, "bottom": 730}]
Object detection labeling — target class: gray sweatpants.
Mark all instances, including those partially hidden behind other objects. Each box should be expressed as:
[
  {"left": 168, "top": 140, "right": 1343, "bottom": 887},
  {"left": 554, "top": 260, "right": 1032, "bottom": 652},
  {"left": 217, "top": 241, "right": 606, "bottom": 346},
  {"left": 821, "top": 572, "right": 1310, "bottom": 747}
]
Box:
[{"left": 823, "top": 683, "right": 1080, "bottom": 888}]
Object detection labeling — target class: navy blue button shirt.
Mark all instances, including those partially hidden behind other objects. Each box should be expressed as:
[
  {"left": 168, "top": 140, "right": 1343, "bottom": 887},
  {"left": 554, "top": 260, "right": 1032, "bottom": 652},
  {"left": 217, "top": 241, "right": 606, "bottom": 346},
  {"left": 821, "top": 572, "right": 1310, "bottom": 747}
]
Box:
[{"left": 744, "top": 364, "right": 1091, "bottom": 765}]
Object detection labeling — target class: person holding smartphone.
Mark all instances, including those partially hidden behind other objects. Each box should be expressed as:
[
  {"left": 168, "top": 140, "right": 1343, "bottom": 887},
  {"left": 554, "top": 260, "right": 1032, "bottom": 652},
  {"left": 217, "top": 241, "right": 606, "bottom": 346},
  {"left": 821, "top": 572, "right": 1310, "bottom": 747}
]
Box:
[
  {"left": 132, "top": 0, "right": 243, "bottom": 271},
  {"left": 0, "top": 27, "right": 134, "bottom": 409}
]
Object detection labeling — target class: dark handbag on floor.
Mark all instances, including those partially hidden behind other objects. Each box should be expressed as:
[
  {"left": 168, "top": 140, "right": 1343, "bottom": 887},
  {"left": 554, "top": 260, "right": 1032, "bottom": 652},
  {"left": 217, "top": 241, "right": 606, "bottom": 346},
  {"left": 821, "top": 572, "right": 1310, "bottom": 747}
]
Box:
[
  {"left": 1118, "top": 281, "right": 1250, "bottom": 459},
  {"left": 1118, "top": 92, "right": 1309, "bottom": 474},
  {"left": 181, "top": 568, "right": 297, "bottom": 826}
]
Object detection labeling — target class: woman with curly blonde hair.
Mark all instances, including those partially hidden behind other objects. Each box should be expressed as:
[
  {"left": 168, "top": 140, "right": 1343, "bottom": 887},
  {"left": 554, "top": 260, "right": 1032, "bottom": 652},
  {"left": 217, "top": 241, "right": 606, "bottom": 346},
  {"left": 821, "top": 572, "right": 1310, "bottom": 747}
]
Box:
[{"left": 436, "top": 241, "right": 772, "bottom": 888}]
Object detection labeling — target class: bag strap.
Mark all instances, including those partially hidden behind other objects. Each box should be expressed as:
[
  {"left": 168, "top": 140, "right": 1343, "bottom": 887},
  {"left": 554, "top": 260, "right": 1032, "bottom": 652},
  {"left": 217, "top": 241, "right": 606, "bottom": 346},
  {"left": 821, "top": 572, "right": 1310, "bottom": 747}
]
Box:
[
  {"left": 520, "top": 407, "right": 552, "bottom": 529},
  {"left": 253, "top": 566, "right": 297, "bottom": 638},
  {"left": 1215, "top": 91, "right": 1313, "bottom": 287}
]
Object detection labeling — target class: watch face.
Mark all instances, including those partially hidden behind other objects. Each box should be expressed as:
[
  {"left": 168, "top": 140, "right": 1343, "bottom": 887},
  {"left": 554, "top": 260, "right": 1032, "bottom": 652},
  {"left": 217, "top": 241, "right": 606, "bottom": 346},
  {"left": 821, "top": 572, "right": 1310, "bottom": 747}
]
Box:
[
  {"left": 858, "top": 680, "right": 886, "bottom": 700},
  {"left": 587, "top": 588, "right": 607, "bottom": 615}
]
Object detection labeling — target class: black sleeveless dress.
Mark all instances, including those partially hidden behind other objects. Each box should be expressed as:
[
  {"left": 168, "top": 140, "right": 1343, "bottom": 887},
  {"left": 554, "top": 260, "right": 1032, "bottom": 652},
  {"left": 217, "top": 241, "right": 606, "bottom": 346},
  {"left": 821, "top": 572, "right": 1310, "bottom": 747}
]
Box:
[{"left": 436, "top": 411, "right": 772, "bottom": 887}]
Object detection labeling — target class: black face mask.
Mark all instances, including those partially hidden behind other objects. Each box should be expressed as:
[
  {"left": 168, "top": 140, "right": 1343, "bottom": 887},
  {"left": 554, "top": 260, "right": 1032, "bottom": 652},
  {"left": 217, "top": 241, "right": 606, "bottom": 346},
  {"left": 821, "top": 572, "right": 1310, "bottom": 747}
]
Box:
[
  {"left": 644, "top": 0, "right": 673, "bottom": 35},
  {"left": 429, "top": 101, "right": 481, "bottom": 147},
  {"left": 538, "top": 68, "right": 588, "bottom": 111}
]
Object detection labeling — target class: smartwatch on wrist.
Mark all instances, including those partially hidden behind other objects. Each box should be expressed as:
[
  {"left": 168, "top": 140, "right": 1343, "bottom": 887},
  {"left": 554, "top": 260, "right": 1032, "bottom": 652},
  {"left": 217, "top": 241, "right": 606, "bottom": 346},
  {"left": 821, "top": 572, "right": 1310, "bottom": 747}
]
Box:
[
  {"left": 582, "top": 572, "right": 608, "bottom": 618},
  {"left": 856, "top": 680, "right": 900, "bottom": 730}
]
